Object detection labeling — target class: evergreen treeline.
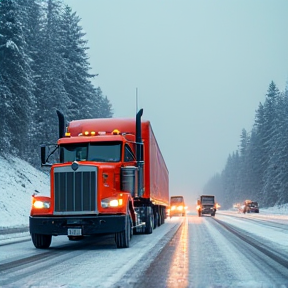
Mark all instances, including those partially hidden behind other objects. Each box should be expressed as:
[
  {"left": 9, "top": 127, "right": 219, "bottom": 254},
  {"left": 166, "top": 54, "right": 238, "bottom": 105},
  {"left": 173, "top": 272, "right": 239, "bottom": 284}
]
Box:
[
  {"left": 0, "top": 0, "right": 112, "bottom": 167},
  {"left": 203, "top": 81, "right": 288, "bottom": 209}
]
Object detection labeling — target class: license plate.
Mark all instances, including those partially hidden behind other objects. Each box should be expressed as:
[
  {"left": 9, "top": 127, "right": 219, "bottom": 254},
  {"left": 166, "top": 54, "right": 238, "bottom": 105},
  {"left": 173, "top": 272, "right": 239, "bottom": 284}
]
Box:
[{"left": 68, "top": 228, "right": 82, "bottom": 236}]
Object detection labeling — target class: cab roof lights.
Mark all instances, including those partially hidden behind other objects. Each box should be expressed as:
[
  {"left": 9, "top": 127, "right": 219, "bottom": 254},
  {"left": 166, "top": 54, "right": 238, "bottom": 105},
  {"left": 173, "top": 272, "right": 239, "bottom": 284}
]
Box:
[{"left": 67, "top": 130, "right": 122, "bottom": 137}]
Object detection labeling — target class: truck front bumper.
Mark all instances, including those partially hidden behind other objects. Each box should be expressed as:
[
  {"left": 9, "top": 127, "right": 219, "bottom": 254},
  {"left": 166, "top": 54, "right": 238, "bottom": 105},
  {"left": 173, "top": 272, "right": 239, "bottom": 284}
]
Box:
[
  {"left": 29, "top": 214, "right": 126, "bottom": 236},
  {"left": 201, "top": 208, "right": 216, "bottom": 214}
]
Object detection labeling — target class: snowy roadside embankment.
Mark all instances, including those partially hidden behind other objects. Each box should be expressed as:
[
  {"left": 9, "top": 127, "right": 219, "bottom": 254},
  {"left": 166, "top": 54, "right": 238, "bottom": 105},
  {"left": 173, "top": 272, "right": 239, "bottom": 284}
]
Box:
[{"left": 0, "top": 154, "right": 50, "bottom": 229}]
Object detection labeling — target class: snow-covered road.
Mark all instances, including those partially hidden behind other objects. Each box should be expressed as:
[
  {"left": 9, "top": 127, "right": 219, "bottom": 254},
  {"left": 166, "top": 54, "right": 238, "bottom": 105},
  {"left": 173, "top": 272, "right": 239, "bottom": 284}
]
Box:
[
  {"left": 1, "top": 212, "right": 288, "bottom": 288},
  {"left": 0, "top": 217, "right": 183, "bottom": 288},
  {"left": 186, "top": 213, "right": 288, "bottom": 287}
]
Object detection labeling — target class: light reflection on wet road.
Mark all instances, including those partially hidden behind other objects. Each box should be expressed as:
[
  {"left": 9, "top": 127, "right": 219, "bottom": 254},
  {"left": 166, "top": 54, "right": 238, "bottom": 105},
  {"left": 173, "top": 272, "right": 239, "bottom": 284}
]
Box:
[
  {"left": 132, "top": 216, "right": 188, "bottom": 288},
  {"left": 166, "top": 216, "right": 189, "bottom": 287},
  {"left": 133, "top": 213, "right": 288, "bottom": 287}
]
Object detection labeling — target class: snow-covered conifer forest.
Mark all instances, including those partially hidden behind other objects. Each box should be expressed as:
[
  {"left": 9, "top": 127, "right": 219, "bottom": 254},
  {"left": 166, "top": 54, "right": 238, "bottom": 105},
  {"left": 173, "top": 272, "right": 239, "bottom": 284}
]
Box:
[
  {"left": 204, "top": 81, "right": 288, "bottom": 208},
  {"left": 0, "top": 0, "right": 112, "bottom": 167}
]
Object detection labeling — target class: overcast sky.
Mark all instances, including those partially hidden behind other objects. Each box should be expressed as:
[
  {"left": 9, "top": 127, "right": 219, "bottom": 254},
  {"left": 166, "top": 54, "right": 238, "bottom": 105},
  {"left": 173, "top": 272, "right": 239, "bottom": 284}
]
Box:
[{"left": 64, "top": 0, "right": 288, "bottom": 207}]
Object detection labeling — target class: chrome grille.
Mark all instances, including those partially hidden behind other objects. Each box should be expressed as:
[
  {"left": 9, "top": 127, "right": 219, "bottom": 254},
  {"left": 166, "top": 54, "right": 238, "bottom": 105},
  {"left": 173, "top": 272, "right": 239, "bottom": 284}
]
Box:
[{"left": 54, "top": 165, "right": 97, "bottom": 214}]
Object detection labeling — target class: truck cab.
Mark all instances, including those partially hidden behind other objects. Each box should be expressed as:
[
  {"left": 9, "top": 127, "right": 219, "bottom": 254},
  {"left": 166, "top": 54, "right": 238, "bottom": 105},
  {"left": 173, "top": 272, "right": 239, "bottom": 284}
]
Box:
[
  {"left": 169, "top": 196, "right": 186, "bottom": 217},
  {"left": 197, "top": 195, "right": 216, "bottom": 217}
]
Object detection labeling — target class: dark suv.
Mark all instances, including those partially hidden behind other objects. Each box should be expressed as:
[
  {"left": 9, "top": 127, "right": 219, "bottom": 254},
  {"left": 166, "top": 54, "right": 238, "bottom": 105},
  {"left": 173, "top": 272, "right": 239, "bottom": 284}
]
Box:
[{"left": 246, "top": 201, "right": 259, "bottom": 213}]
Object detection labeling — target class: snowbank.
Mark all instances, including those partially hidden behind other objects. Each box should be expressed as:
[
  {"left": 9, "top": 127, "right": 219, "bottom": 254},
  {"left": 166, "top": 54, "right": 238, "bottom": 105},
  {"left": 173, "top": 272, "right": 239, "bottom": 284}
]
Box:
[{"left": 0, "top": 155, "right": 50, "bottom": 228}]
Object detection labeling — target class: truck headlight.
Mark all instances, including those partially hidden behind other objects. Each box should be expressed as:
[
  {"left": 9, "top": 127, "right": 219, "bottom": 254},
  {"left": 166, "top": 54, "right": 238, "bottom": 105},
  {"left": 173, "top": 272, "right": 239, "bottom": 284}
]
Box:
[
  {"left": 33, "top": 201, "right": 50, "bottom": 209},
  {"left": 101, "top": 198, "right": 123, "bottom": 208},
  {"left": 109, "top": 200, "right": 119, "bottom": 207}
]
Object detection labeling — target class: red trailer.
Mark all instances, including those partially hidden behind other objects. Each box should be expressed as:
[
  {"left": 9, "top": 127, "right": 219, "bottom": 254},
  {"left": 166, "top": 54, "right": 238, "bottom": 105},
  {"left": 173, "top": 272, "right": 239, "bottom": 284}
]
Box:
[{"left": 29, "top": 109, "right": 169, "bottom": 249}]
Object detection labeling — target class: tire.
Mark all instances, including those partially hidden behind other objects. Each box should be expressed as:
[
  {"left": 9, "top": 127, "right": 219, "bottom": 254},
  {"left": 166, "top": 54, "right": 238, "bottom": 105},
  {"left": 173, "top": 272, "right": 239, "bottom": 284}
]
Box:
[
  {"left": 161, "top": 209, "right": 165, "bottom": 224},
  {"left": 115, "top": 215, "right": 131, "bottom": 248},
  {"left": 154, "top": 212, "right": 159, "bottom": 229},
  {"left": 130, "top": 216, "right": 133, "bottom": 239},
  {"left": 31, "top": 233, "right": 52, "bottom": 249},
  {"left": 158, "top": 212, "right": 162, "bottom": 227},
  {"left": 145, "top": 213, "right": 153, "bottom": 234}
]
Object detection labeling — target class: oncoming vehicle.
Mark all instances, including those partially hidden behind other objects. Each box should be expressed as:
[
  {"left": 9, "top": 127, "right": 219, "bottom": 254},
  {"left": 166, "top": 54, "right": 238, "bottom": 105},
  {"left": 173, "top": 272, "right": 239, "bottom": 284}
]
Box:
[
  {"left": 169, "top": 196, "right": 186, "bottom": 217},
  {"left": 197, "top": 195, "right": 217, "bottom": 217},
  {"left": 248, "top": 201, "right": 259, "bottom": 213},
  {"left": 240, "top": 200, "right": 259, "bottom": 213}
]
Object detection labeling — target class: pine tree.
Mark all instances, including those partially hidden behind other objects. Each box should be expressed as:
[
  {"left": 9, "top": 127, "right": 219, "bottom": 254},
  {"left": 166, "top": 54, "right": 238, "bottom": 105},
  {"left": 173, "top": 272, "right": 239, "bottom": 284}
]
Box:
[
  {"left": 0, "top": 74, "right": 13, "bottom": 153},
  {"left": 221, "top": 152, "right": 241, "bottom": 208},
  {"left": 238, "top": 128, "right": 251, "bottom": 200},
  {"left": 34, "top": 0, "right": 70, "bottom": 146},
  {"left": 91, "top": 87, "right": 113, "bottom": 118},
  {"left": 246, "top": 128, "right": 262, "bottom": 201},
  {"left": 18, "top": 0, "right": 42, "bottom": 165},
  {"left": 61, "top": 5, "right": 96, "bottom": 121},
  {"left": 59, "top": 6, "right": 113, "bottom": 121},
  {"left": 0, "top": 0, "right": 113, "bottom": 166},
  {"left": 262, "top": 81, "right": 280, "bottom": 206},
  {"left": 0, "top": 0, "right": 35, "bottom": 157}
]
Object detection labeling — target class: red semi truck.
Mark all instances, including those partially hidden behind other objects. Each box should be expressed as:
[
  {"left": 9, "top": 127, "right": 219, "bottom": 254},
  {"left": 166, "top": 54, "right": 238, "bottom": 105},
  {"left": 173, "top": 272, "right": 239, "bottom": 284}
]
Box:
[{"left": 29, "top": 109, "right": 169, "bottom": 248}]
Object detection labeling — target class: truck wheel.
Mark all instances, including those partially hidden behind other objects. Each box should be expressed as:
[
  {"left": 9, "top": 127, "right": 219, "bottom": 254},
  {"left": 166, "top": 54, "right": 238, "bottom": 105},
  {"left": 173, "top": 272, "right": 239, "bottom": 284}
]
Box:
[
  {"left": 145, "top": 214, "right": 153, "bottom": 234},
  {"left": 154, "top": 212, "right": 159, "bottom": 229},
  {"left": 161, "top": 209, "right": 165, "bottom": 224},
  {"left": 31, "top": 233, "right": 52, "bottom": 249},
  {"left": 158, "top": 212, "right": 162, "bottom": 227},
  {"left": 115, "top": 215, "right": 131, "bottom": 248},
  {"left": 130, "top": 216, "right": 133, "bottom": 239}
]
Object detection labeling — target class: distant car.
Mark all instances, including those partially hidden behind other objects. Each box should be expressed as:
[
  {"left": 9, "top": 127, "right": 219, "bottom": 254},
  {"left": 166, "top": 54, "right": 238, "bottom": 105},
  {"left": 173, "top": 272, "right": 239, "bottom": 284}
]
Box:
[
  {"left": 239, "top": 200, "right": 259, "bottom": 213},
  {"left": 247, "top": 201, "right": 259, "bottom": 213}
]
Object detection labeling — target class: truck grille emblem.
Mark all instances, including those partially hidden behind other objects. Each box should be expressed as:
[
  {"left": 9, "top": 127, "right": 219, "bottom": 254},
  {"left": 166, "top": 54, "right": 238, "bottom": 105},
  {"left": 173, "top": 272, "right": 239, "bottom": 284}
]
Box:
[{"left": 71, "top": 162, "right": 79, "bottom": 171}]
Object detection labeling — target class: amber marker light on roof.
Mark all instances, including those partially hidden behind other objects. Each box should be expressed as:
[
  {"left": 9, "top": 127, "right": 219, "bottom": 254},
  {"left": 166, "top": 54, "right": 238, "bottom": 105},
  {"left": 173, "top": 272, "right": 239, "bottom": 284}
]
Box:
[{"left": 112, "top": 129, "right": 120, "bottom": 135}]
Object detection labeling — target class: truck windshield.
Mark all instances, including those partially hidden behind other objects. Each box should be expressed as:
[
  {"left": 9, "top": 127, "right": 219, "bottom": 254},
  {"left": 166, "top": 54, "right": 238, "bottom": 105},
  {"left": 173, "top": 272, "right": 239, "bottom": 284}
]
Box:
[
  {"left": 201, "top": 197, "right": 214, "bottom": 204},
  {"left": 59, "top": 142, "right": 122, "bottom": 163},
  {"left": 171, "top": 197, "right": 184, "bottom": 204},
  {"left": 249, "top": 202, "right": 258, "bottom": 207}
]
